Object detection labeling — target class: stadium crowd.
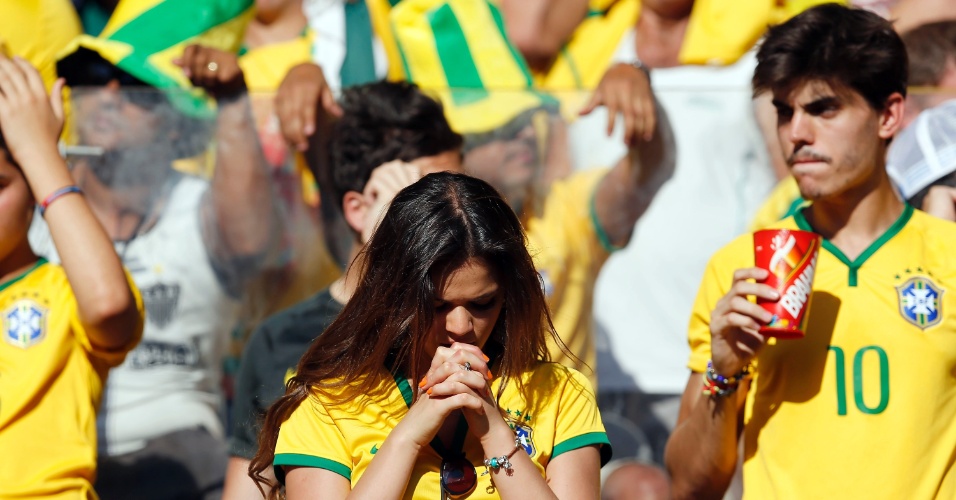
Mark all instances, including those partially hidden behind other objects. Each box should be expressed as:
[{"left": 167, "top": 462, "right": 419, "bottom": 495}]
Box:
[{"left": 2, "top": 0, "right": 956, "bottom": 499}]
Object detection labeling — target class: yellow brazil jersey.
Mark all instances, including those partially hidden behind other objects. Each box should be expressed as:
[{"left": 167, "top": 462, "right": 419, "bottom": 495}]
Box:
[
  {"left": 749, "top": 176, "right": 803, "bottom": 231},
  {"left": 687, "top": 206, "right": 956, "bottom": 499},
  {"left": 0, "top": 259, "right": 143, "bottom": 500},
  {"left": 274, "top": 362, "right": 611, "bottom": 498},
  {"left": 525, "top": 168, "right": 612, "bottom": 388}
]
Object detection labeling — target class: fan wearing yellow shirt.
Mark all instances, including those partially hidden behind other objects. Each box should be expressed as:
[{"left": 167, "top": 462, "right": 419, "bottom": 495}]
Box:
[
  {"left": 665, "top": 5, "right": 956, "bottom": 499},
  {"left": 250, "top": 173, "right": 610, "bottom": 499},
  {"left": 0, "top": 57, "right": 143, "bottom": 499}
]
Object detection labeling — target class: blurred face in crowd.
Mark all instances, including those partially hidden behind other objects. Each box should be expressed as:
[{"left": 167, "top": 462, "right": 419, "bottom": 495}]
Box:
[
  {"left": 773, "top": 79, "right": 902, "bottom": 202},
  {"left": 413, "top": 150, "right": 465, "bottom": 176},
  {"left": 0, "top": 154, "right": 33, "bottom": 264},
  {"left": 463, "top": 123, "right": 538, "bottom": 212},
  {"left": 424, "top": 257, "right": 504, "bottom": 364},
  {"left": 72, "top": 80, "right": 178, "bottom": 189}
]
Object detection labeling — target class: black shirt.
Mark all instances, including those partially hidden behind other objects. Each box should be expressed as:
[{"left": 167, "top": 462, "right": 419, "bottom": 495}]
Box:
[{"left": 228, "top": 288, "right": 343, "bottom": 459}]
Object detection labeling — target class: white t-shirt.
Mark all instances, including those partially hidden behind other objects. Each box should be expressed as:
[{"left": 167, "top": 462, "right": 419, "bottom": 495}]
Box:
[
  {"left": 30, "top": 176, "right": 240, "bottom": 455},
  {"left": 573, "top": 30, "right": 777, "bottom": 394}
]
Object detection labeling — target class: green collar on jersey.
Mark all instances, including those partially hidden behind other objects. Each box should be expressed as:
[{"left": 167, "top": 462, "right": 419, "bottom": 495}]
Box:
[
  {"left": 794, "top": 204, "right": 913, "bottom": 287},
  {"left": 0, "top": 258, "right": 49, "bottom": 294}
]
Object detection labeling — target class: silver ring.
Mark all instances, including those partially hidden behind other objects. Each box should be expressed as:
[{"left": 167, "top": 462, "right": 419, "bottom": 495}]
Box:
[
  {"left": 207, "top": 61, "right": 219, "bottom": 72},
  {"left": 463, "top": 362, "right": 472, "bottom": 371}
]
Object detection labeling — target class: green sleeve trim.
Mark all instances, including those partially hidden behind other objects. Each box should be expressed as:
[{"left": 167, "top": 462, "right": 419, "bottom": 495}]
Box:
[
  {"left": 589, "top": 186, "right": 623, "bottom": 254},
  {"left": 553, "top": 432, "right": 612, "bottom": 466},
  {"left": 274, "top": 453, "right": 351, "bottom": 481}
]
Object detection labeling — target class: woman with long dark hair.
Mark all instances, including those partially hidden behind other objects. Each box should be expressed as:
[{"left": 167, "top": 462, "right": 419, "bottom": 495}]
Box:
[{"left": 250, "top": 172, "right": 610, "bottom": 499}]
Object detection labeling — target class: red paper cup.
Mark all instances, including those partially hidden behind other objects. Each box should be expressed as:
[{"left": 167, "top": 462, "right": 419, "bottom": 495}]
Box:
[{"left": 753, "top": 229, "right": 821, "bottom": 338}]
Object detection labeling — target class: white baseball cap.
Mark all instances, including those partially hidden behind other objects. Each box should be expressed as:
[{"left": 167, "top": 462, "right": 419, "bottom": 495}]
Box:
[{"left": 887, "top": 99, "right": 956, "bottom": 200}]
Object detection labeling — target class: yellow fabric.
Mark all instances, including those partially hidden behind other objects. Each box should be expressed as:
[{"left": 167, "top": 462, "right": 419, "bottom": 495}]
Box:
[
  {"left": 373, "top": 0, "right": 638, "bottom": 132},
  {"left": 57, "top": 0, "right": 255, "bottom": 118},
  {"left": 687, "top": 208, "right": 956, "bottom": 498},
  {"left": 526, "top": 168, "right": 610, "bottom": 388},
  {"left": 0, "top": 0, "right": 82, "bottom": 89},
  {"left": 0, "top": 261, "right": 143, "bottom": 499},
  {"left": 749, "top": 176, "right": 803, "bottom": 231},
  {"left": 275, "top": 362, "right": 608, "bottom": 497},
  {"left": 679, "top": 0, "right": 848, "bottom": 66}
]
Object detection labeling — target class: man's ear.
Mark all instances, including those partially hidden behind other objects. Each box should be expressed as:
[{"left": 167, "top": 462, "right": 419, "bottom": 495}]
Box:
[
  {"left": 878, "top": 92, "right": 906, "bottom": 140},
  {"left": 341, "top": 191, "right": 367, "bottom": 235}
]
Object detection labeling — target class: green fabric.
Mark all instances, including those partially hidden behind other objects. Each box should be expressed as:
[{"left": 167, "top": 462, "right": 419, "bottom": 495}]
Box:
[
  {"left": 0, "top": 258, "right": 48, "bottom": 294},
  {"left": 552, "top": 432, "right": 612, "bottom": 466},
  {"left": 80, "top": 3, "right": 111, "bottom": 37},
  {"left": 341, "top": 0, "right": 377, "bottom": 87},
  {"left": 428, "top": 4, "right": 487, "bottom": 105},
  {"left": 274, "top": 453, "right": 351, "bottom": 480},
  {"left": 793, "top": 204, "right": 914, "bottom": 287}
]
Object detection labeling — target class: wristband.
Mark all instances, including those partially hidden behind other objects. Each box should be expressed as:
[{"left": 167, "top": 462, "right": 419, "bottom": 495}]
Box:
[
  {"left": 39, "top": 185, "right": 83, "bottom": 216},
  {"left": 702, "top": 360, "right": 752, "bottom": 398},
  {"left": 481, "top": 435, "right": 522, "bottom": 477}
]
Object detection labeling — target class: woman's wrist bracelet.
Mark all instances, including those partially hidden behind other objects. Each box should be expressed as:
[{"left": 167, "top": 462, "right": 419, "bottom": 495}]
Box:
[
  {"left": 481, "top": 435, "right": 522, "bottom": 477},
  {"left": 702, "top": 360, "right": 753, "bottom": 398},
  {"left": 39, "top": 185, "right": 83, "bottom": 216}
]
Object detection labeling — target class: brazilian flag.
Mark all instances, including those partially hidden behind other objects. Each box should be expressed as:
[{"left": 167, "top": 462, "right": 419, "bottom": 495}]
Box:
[{"left": 57, "top": 0, "right": 255, "bottom": 118}]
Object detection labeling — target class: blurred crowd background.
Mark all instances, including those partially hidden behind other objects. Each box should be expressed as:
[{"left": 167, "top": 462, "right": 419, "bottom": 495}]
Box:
[{"left": 3, "top": 0, "right": 956, "bottom": 498}]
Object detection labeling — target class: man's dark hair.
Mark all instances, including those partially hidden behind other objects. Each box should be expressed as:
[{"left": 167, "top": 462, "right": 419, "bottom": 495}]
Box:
[
  {"left": 753, "top": 3, "right": 908, "bottom": 110},
  {"left": 902, "top": 20, "right": 956, "bottom": 87},
  {"left": 328, "top": 81, "right": 463, "bottom": 206}
]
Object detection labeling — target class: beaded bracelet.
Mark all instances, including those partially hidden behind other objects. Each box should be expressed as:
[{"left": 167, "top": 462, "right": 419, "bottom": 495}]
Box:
[
  {"left": 481, "top": 435, "right": 522, "bottom": 477},
  {"left": 701, "top": 360, "right": 753, "bottom": 398},
  {"left": 39, "top": 185, "right": 83, "bottom": 216}
]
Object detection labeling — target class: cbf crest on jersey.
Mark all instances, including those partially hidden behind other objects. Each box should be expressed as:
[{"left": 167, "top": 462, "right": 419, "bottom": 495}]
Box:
[
  {"left": 3, "top": 300, "right": 49, "bottom": 349},
  {"left": 897, "top": 276, "right": 944, "bottom": 330}
]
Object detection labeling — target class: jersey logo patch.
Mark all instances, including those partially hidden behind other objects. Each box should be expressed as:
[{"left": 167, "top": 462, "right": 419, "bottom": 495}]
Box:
[
  {"left": 3, "top": 299, "right": 48, "bottom": 349},
  {"left": 897, "top": 276, "right": 943, "bottom": 330},
  {"left": 514, "top": 423, "right": 535, "bottom": 457},
  {"left": 143, "top": 282, "right": 180, "bottom": 328}
]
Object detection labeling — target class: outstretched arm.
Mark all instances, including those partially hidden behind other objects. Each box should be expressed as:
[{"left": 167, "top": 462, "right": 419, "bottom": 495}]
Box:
[
  {"left": 0, "top": 56, "right": 141, "bottom": 350},
  {"left": 176, "top": 45, "right": 282, "bottom": 287},
  {"left": 580, "top": 63, "right": 676, "bottom": 248}
]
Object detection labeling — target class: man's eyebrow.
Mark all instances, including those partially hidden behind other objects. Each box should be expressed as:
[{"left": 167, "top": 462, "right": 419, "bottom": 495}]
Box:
[
  {"left": 803, "top": 96, "right": 841, "bottom": 112},
  {"left": 771, "top": 99, "right": 791, "bottom": 110}
]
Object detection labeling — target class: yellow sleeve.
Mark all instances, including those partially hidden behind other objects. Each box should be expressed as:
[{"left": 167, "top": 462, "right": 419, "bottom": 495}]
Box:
[
  {"left": 687, "top": 235, "right": 754, "bottom": 373},
  {"left": 274, "top": 394, "right": 352, "bottom": 480},
  {"left": 71, "top": 270, "right": 144, "bottom": 368},
  {"left": 551, "top": 366, "right": 611, "bottom": 465}
]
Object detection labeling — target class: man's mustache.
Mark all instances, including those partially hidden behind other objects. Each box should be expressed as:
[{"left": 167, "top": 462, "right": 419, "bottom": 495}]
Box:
[{"left": 787, "top": 148, "right": 831, "bottom": 166}]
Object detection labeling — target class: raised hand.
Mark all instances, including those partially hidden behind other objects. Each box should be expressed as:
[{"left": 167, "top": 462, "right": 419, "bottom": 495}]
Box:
[
  {"left": 274, "top": 63, "right": 343, "bottom": 152},
  {"left": 0, "top": 55, "right": 65, "bottom": 164},
  {"left": 579, "top": 61, "right": 656, "bottom": 146},
  {"left": 174, "top": 44, "right": 246, "bottom": 99},
  {"left": 709, "top": 267, "right": 778, "bottom": 377}
]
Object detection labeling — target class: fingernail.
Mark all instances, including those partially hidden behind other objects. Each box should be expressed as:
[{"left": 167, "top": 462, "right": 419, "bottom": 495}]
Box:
[
  {"left": 426, "top": 388, "right": 433, "bottom": 395},
  {"left": 486, "top": 370, "right": 493, "bottom": 380},
  {"left": 418, "top": 377, "right": 427, "bottom": 388},
  {"left": 482, "top": 354, "right": 490, "bottom": 362}
]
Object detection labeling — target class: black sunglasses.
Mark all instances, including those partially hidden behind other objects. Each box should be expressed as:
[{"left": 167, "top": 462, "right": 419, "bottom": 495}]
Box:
[{"left": 440, "top": 455, "right": 477, "bottom": 497}]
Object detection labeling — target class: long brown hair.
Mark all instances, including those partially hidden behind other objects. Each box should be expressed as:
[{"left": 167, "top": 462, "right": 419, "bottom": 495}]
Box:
[{"left": 249, "top": 172, "right": 560, "bottom": 497}]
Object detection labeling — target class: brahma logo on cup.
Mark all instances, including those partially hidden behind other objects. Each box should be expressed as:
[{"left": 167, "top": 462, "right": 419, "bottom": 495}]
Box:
[{"left": 753, "top": 229, "right": 821, "bottom": 338}]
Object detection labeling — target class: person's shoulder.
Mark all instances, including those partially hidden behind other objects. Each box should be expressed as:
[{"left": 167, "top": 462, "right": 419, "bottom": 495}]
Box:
[
  {"left": 523, "top": 362, "right": 594, "bottom": 393},
  {"left": 910, "top": 208, "right": 956, "bottom": 237},
  {"left": 261, "top": 288, "right": 340, "bottom": 336}
]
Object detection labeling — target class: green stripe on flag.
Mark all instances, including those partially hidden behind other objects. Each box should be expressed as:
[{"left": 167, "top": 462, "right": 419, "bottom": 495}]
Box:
[
  {"left": 108, "top": 0, "right": 252, "bottom": 55},
  {"left": 488, "top": 5, "right": 533, "bottom": 88},
  {"left": 428, "top": 4, "right": 486, "bottom": 105}
]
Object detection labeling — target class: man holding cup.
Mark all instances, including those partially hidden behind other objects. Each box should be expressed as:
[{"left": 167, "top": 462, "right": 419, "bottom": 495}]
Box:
[{"left": 665, "top": 4, "right": 956, "bottom": 499}]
